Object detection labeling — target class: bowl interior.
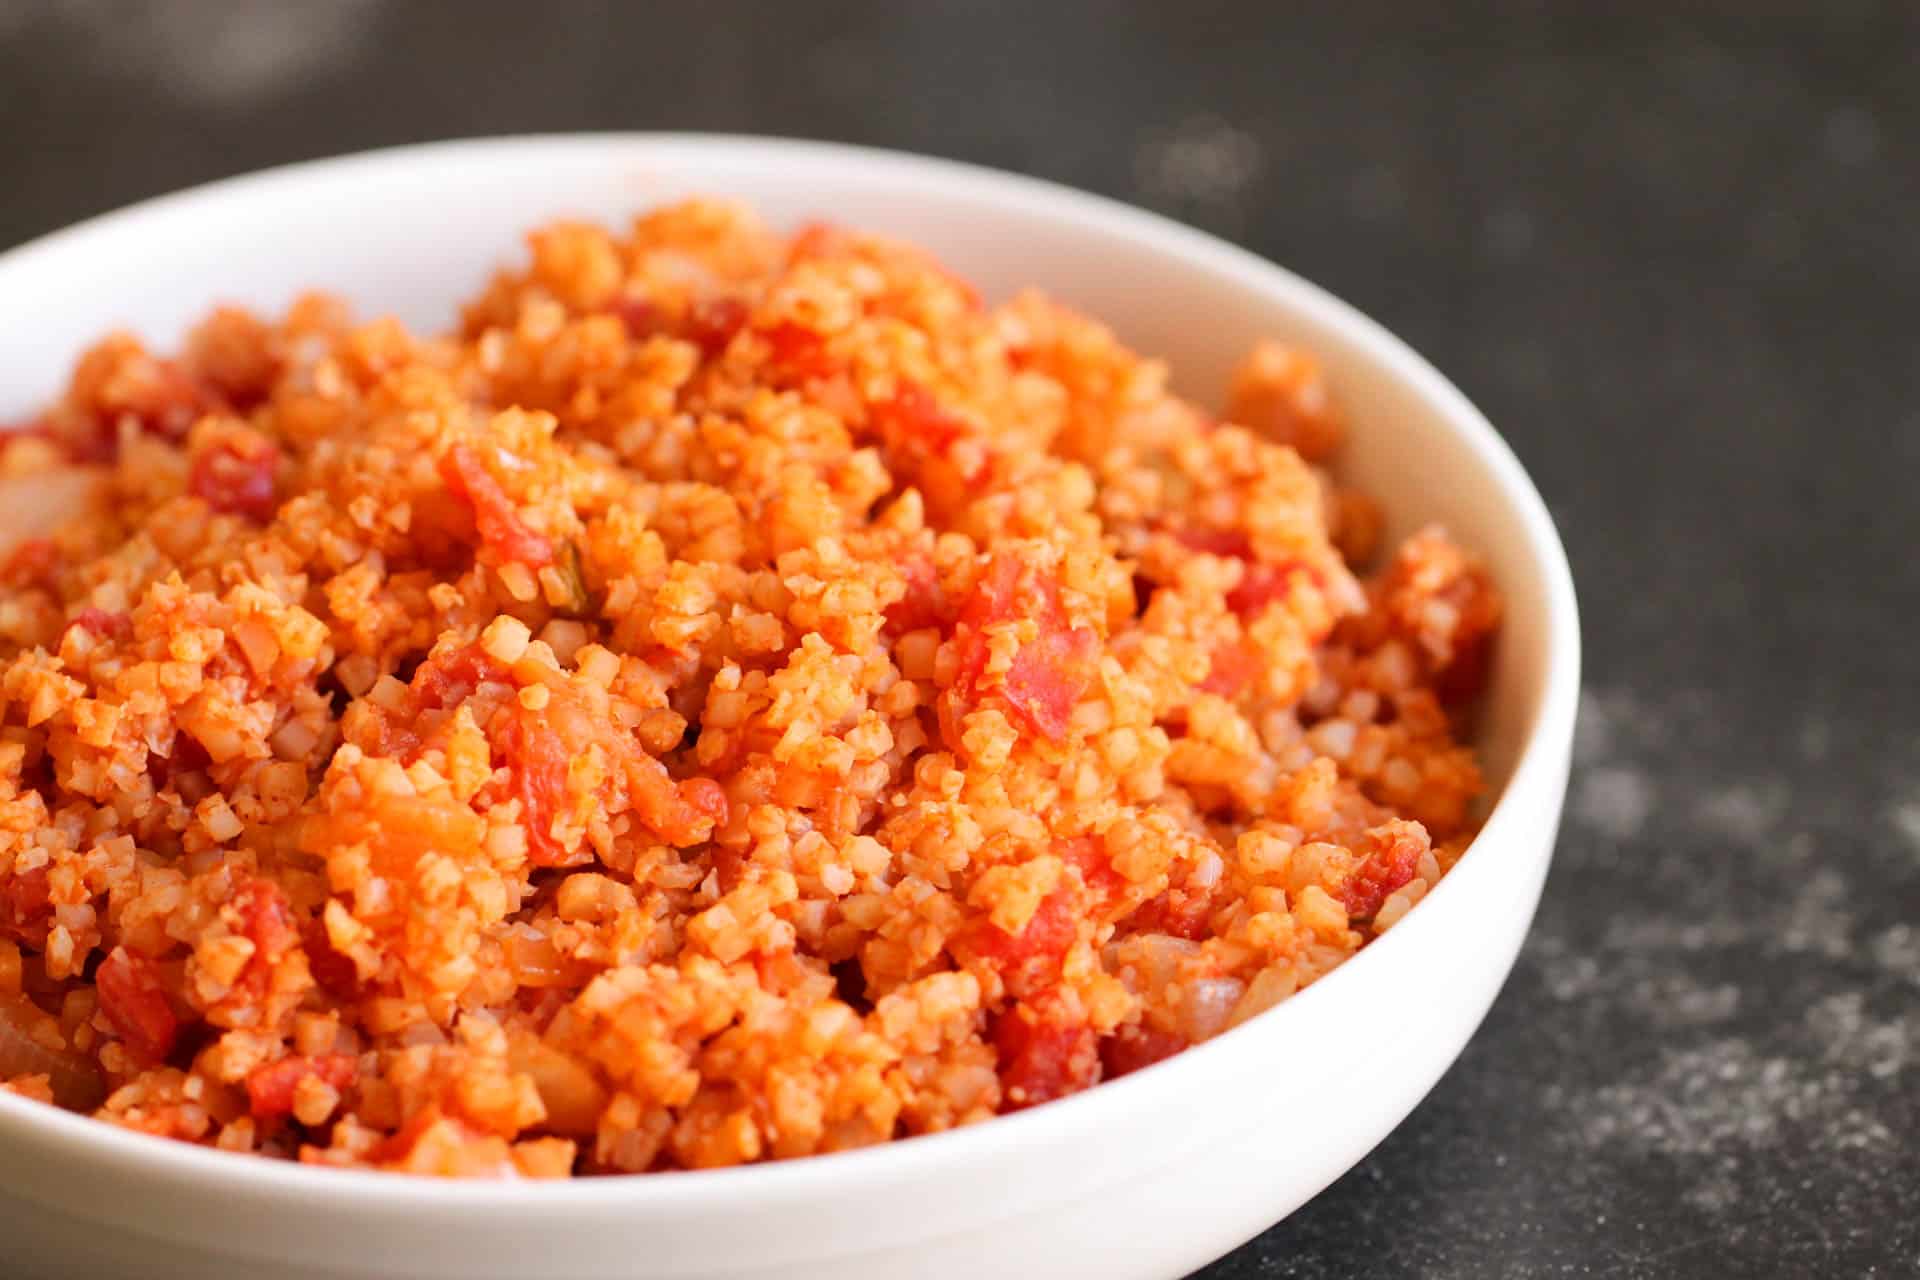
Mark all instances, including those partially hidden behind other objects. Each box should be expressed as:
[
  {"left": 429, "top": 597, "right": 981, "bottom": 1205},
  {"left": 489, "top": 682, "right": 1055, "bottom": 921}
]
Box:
[{"left": 0, "top": 135, "right": 1560, "bottom": 796}]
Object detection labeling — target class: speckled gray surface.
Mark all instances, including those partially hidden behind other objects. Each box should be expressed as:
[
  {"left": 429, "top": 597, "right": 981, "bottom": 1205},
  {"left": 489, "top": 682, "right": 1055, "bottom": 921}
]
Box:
[{"left": 2, "top": 3, "right": 1915, "bottom": 1276}]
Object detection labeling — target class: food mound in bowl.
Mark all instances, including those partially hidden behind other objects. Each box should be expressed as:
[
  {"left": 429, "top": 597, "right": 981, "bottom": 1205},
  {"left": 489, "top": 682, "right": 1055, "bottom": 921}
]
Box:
[{"left": 0, "top": 202, "right": 1499, "bottom": 1176}]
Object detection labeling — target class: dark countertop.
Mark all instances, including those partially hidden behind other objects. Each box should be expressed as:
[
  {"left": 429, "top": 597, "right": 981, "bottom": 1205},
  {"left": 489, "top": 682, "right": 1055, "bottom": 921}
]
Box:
[{"left": 3, "top": 4, "right": 1915, "bottom": 1276}]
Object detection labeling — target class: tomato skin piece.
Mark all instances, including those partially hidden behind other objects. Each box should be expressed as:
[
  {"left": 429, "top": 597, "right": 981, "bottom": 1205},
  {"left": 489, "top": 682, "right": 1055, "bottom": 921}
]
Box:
[
  {"left": 438, "top": 444, "right": 554, "bottom": 567},
  {"left": 245, "top": 1053, "right": 357, "bottom": 1120},
  {"left": 488, "top": 705, "right": 580, "bottom": 868},
  {"left": 97, "top": 947, "right": 179, "bottom": 1065}
]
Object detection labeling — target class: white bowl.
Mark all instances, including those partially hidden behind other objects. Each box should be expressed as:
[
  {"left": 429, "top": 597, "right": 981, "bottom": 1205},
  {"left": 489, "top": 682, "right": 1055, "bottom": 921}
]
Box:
[{"left": 0, "top": 135, "right": 1579, "bottom": 1280}]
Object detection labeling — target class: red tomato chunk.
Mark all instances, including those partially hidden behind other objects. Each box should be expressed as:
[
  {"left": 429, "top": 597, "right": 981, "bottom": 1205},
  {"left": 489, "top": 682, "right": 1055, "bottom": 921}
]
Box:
[
  {"left": 438, "top": 444, "right": 554, "bottom": 566},
  {"left": 188, "top": 439, "right": 280, "bottom": 521},
  {"left": 67, "top": 607, "right": 131, "bottom": 640},
  {"left": 945, "top": 554, "right": 1098, "bottom": 745},
  {"left": 97, "top": 947, "right": 179, "bottom": 1064},
  {"left": 871, "top": 380, "right": 980, "bottom": 478},
  {"left": 246, "top": 1053, "right": 358, "bottom": 1120},
  {"left": 1099, "top": 1024, "right": 1186, "bottom": 1080},
  {"left": 994, "top": 999, "right": 1097, "bottom": 1110},
  {"left": 970, "top": 887, "right": 1076, "bottom": 969},
  {"left": 488, "top": 705, "right": 579, "bottom": 868},
  {"left": 1339, "top": 821, "right": 1428, "bottom": 921}
]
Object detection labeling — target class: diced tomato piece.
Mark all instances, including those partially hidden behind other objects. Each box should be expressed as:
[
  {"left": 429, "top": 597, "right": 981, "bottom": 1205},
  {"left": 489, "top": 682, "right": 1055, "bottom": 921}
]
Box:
[
  {"left": 943, "top": 553, "right": 1098, "bottom": 746},
  {"left": 611, "top": 296, "right": 747, "bottom": 360},
  {"left": 438, "top": 444, "right": 554, "bottom": 566},
  {"left": 680, "top": 777, "right": 729, "bottom": 829},
  {"left": 302, "top": 917, "right": 362, "bottom": 999},
  {"left": 1339, "top": 821, "right": 1428, "bottom": 921},
  {"left": 757, "top": 320, "right": 839, "bottom": 383},
  {"left": 883, "top": 554, "right": 946, "bottom": 635},
  {"left": 1059, "top": 835, "right": 1125, "bottom": 907},
  {"left": 1174, "top": 526, "right": 1254, "bottom": 559},
  {"left": 488, "top": 705, "right": 581, "bottom": 868},
  {"left": 993, "top": 998, "right": 1097, "bottom": 1110},
  {"left": 409, "top": 643, "right": 510, "bottom": 715},
  {"left": 609, "top": 296, "right": 661, "bottom": 337},
  {"left": 246, "top": 1053, "right": 357, "bottom": 1120},
  {"left": 1000, "top": 625, "right": 1098, "bottom": 740},
  {"left": 1173, "top": 527, "right": 1321, "bottom": 619},
  {"left": 1226, "top": 560, "right": 1316, "bottom": 617},
  {"left": 628, "top": 755, "right": 727, "bottom": 847},
  {"left": 1, "top": 864, "right": 51, "bottom": 945},
  {"left": 67, "top": 607, "right": 131, "bottom": 640},
  {"left": 969, "top": 886, "right": 1076, "bottom": 969},
  {"left": 870, "top": 380, "right": 982, "bottom": 479},
  {"left": 1200, "top": 639, "right": 1263, "bottom": 696},
  {"left": 97, "top": 947, "right": 179, "bottom": 1064},
  {"left": 683, "top": 297, "right": 749, "bottom": 358},
  {"left": 1099, "top": 1025, "right": 1186, "bottom": 1080},
  {"left": 239, "top": 880, "right": 296, "bottom": 959},
  {"left": 1127, "top": 888, "right": 1214, "bottom": 941},
  {"left": 188, "top": 438, "right": 280, "bottom": 521},
  {"left": 220, "top": 879, "right": 298, "bottom": 1004}
]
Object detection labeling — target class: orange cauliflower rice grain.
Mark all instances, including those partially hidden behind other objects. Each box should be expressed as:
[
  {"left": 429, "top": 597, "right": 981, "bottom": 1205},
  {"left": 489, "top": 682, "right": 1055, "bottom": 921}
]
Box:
[{"left": 0, "top": 202, "right": 1499, "bottom": 1175}]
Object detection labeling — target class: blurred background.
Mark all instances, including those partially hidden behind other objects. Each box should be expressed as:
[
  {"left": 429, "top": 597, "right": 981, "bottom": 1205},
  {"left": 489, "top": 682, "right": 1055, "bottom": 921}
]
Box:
[{"left": 3, "top": 3, "right": 1916, "bottom": 1276}]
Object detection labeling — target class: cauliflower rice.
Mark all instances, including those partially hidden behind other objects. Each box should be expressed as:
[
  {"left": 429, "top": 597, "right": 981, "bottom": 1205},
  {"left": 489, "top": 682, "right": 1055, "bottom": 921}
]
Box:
[{"left": 0, "top": 203, "right": 1499, "bottom": 1176}]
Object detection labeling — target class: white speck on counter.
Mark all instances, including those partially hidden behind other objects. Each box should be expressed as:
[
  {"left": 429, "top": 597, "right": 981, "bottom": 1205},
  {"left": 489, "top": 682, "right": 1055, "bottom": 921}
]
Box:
[
  {"left": 1889, "top": 802, "right": 1920, "bottom": 855},
  {"left": 1572, "top": 765, "right": 1655, "bottom": 840},
  {"left": 1132, "top": 116, "right": 1263, "bottom": 211},
  {"left": 45, "top": 0, "right": 381, "bottom": 104},
  {"left": 1807, "top": 991, "right": 1917, "bottom": 1083},
  {"left": 1694, "top": 779, "right": 1790, "bottom": 844},
  {"left": 1781, "top": 869, "right": 1853, "bottom": 959},
  {"left": 1870, "top": 924, "right": 1920, "bottom": 985}
]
